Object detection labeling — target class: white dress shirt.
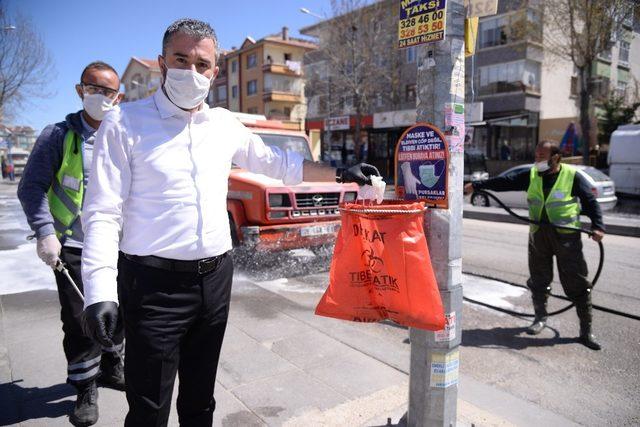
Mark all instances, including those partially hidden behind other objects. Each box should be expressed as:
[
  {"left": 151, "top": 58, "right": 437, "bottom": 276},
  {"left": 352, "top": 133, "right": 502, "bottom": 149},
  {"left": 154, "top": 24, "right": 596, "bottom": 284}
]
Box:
[{"left": 81, "top": 89, "right": 304, "bottom": 307}]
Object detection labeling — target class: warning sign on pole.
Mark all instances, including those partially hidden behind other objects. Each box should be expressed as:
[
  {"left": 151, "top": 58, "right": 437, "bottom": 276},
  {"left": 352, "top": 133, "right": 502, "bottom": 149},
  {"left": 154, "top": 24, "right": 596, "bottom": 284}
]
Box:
[
  {"left": 398, "top": 0, "right": 448, "bottom": 48},
  {"left": 394, "top": 123, "right": 449, "bottom": 208}
]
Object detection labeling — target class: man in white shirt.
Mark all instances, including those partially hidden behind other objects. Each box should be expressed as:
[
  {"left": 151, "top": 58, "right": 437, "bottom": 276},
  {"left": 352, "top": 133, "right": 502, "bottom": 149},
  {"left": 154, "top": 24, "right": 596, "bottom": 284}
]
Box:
[{"left": 81, "top": 19, "right": 378, "bottom": 427}]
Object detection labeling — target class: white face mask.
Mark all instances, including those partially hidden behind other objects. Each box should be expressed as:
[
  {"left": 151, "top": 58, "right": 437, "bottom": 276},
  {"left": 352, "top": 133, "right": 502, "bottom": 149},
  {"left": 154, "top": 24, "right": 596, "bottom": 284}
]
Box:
[
  {"left": 535, "top": 160, "right": 551, "bottom": 173},
  {"left": 83, "top": 93, "right": 116, "bottom": 121},
  {"left": 163, "top": 68, "right": 212, "bottom": 110}
]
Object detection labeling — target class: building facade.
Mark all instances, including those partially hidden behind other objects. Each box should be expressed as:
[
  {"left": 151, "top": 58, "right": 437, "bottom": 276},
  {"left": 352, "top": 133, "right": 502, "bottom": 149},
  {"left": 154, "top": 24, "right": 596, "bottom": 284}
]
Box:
[
  {"left": 207, "top": 27, "right": 316, "bottom": 126},
  {"left": 301, "top": 0, "right": 418, "bottom": 180},
  {"left": 467, "top": 1, "right": 640, "bottom": 174},
  {"left": 121, "top": 57, "right": 162, "bottom": 102}
]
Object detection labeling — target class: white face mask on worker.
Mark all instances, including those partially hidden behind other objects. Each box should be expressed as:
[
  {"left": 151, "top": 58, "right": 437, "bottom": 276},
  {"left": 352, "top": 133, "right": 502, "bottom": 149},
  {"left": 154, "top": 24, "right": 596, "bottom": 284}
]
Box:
[
  {"left": 163, "top": 68, "right": 212, "bottom": 110},
  {"left": 83, "top": 93, "right": 116, "bottom": 121},
  {"left": 535, "top": 160, "right": 551, "bottom": 173}
]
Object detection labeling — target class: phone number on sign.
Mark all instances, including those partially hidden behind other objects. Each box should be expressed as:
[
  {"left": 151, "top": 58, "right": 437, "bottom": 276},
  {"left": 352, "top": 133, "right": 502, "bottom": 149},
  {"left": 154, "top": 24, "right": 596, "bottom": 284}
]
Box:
[{"left": 398, "top": 12, "right": 445, "bottom": 39}]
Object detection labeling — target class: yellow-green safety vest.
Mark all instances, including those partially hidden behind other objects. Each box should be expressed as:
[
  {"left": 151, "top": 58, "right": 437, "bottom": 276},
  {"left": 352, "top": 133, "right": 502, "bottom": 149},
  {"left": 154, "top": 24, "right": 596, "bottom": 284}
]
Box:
[
  {"left": 527, "top": 164, "right": 581, "bottom": 234},
  {"left": 47, "top": 130, "right": 84, "bottom": 241}
]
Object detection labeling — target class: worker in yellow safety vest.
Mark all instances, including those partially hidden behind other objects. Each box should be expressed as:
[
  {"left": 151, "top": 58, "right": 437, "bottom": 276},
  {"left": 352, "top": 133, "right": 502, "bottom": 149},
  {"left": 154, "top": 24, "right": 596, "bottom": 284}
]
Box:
[
  {"left": 18, "top": 61, "right": 125, "bottom": 426},
  {"left": 464, "top": 140, "right": 605, "bottom": 351}
]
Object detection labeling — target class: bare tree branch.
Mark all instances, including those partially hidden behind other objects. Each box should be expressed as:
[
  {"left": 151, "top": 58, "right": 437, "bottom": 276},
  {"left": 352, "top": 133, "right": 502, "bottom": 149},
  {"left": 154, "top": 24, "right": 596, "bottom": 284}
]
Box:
[
  {"left": 541, "top": 0, "right": 636, "bottom": 163},
  {"left": 305, "top": 0, "right": 399, "bottom": 149},
  {"left": 0, "top": 5, "right": 55, "bottom": 122}
]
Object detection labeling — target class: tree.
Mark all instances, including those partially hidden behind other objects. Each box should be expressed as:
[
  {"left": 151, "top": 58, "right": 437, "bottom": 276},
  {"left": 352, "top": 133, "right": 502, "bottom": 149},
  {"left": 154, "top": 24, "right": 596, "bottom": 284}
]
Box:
[
  {"left": 305, "top": 0, "right": 400, "bottom": 162},
  {"left": 0, "top": 4, "right": 54, "bottom": 122},
  {"left": 598, "top": 95, "right": 640, "bottom": 145},
  {"left": 542, "top": 0, "right": 636, "bottom": 164}
]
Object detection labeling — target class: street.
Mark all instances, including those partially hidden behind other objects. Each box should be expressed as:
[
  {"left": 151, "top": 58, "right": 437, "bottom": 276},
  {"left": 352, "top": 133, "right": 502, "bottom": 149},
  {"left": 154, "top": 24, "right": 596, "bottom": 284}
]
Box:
[
  {"left": 1, "top": 182, "right": 639, "bottom": 426},
  {"left": 461, "top": 219, "right": 640, "bottom": 426}
]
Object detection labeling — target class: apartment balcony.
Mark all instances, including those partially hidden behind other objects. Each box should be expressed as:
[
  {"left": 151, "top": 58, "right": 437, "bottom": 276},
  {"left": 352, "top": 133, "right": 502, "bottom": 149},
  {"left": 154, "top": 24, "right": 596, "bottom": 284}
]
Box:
[
  {"left": 263, "top": 90, "right": 302, "bottom": 103},
  {"left": 262, "top": 61, "right": 302, "bottom": 76}
]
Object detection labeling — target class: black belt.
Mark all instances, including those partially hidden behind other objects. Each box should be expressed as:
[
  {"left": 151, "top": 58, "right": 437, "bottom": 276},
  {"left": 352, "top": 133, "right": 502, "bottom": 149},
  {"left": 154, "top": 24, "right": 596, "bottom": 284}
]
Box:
[{"left": 122, "top": 252, "right": 227, "bottom": 275}]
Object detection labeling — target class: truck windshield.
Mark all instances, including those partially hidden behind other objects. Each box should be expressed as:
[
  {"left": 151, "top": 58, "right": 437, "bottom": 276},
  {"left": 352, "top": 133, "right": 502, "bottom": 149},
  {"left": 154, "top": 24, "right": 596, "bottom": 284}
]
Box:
[{"left": 257, "top": 133, "right": 313, "bottom": 161}]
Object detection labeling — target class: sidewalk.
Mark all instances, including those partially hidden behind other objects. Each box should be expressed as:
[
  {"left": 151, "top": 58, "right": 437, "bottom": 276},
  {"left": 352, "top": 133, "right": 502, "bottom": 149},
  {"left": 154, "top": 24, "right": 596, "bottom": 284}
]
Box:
[{"left": 0, "top": 280, "right": 580, "bottom": 427}]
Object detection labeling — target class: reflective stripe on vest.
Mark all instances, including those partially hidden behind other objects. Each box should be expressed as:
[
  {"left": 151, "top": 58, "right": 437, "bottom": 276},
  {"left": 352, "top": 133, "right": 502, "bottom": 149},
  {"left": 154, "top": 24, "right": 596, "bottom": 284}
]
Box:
[
  {"left": 47, "top": 130, "right": 84, "bottom": 241},
  {"left": 527, "top": 164, "right": 581, "bottom": 234}
]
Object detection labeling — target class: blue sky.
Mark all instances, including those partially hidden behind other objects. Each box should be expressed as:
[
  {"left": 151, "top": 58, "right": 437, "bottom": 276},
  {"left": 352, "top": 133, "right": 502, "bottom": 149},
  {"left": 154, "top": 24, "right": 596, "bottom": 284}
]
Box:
[{"left": 5, "top": 0, "right": 331, "bottom": 132}]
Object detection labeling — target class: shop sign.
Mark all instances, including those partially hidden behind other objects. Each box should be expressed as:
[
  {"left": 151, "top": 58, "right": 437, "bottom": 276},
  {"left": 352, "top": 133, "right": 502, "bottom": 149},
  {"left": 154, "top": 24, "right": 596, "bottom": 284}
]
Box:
[
  {"left": 373, "top": 109, "right": 417, "bottom": 129},
  {"left": 465, "top": 102, "right": 483, "bottom": 123},
  {"left": 464, "top": 0, "right": 498, "bottom": 18},
  {"left": 324, "top": 116, "right": 350, "bottom": 131},
  {"left": 394, "top": 123, "right": 449, "bottom": 208}
]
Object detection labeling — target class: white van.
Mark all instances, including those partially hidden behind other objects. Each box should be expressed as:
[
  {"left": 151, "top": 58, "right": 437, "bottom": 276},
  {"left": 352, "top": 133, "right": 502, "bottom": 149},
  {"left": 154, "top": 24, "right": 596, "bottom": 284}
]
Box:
[{"left": 608, "top": 124, "right": 640, "bottom": 196}]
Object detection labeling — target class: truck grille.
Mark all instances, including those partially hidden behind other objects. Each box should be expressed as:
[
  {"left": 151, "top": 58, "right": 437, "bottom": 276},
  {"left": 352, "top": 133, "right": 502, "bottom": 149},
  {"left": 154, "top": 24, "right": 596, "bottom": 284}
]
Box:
[{"left": 295, "top": 192, "right": 340, "bottom": 208}]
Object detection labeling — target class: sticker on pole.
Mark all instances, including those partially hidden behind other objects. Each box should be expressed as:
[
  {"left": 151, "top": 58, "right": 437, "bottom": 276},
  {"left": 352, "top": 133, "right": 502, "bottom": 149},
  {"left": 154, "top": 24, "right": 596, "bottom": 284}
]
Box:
[
  {"left": 430, "top": 350, "right": 459, "bottom": 388},
  {"left": 398, "top": 0, "right": 447, "bottom": 48},
  {"left": 394, "top": 123, "right": 449, "bottom": 208},
  {"left": 434, "top": 312, "right": 456, "bottom": 342}
]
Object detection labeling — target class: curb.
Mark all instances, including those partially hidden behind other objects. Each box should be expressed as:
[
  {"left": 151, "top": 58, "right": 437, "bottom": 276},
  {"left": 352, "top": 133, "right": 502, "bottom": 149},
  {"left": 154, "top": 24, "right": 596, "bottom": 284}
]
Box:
[{"left": 463, "top": 208, "right": 640, "bottom": 238}]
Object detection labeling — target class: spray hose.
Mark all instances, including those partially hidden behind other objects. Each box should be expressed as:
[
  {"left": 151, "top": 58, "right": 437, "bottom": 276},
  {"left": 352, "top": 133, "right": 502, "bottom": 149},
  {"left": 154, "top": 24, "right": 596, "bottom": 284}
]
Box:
[{"left": 464, "top": 189, "right": 604, "bottom": 318}]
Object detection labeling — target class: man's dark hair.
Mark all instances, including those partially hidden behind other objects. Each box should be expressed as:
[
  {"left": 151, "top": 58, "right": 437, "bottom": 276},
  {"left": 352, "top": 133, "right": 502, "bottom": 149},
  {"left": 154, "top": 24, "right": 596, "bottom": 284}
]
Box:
[
  {"left": 80, "top": 61, "right": 119, "bottom": 83},
  {"left": 162, "top": 18, "right": 219, "bottom": 60},
  {"left": 539, "top": 140, "right": 561, "bottom": 157}
]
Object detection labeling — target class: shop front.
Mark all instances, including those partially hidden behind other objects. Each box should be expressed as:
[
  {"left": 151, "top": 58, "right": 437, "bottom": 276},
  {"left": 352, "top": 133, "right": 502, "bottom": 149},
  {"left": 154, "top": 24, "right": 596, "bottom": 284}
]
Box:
[{"left": 306, "top": 110, "right": 416, "bottom": 183}]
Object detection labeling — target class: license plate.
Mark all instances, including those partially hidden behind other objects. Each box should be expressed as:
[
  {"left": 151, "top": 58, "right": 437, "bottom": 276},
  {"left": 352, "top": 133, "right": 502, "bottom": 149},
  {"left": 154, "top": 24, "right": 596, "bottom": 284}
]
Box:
[
  {"left": 300, "top": 224, "right": 336, "bottom": 237},
  {"left": 603, "top": 186, "right": 613, "bottom": 195}
]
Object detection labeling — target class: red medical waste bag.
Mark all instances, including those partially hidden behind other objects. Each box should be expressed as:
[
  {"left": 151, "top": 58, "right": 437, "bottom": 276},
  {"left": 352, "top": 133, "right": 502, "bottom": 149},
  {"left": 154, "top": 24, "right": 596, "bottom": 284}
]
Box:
[{"left": 315, "top": 202, "right": 446, "bottom": 330}]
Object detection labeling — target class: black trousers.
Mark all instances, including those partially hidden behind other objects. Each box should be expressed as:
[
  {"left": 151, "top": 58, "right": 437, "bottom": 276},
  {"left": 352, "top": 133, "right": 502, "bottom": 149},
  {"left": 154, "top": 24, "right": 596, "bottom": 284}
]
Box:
[
  {"left": 118, "top": 252, "right": 233, "bottom": 427},
  {"left": 527, "top": 227, "right": 593, "bottom": 325},
  {"left": 54, "top": 246, "right": 125, "bottom": 387}
]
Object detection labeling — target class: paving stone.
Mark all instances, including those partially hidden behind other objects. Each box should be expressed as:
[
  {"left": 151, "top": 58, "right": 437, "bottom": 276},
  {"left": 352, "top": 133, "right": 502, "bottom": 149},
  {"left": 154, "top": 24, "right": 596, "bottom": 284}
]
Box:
[
  {"left": 217, "top": 339, "right": 297, "bottom": 389},
  {"left": 230, "top": 369, "right": 346, "bottom": 426}
]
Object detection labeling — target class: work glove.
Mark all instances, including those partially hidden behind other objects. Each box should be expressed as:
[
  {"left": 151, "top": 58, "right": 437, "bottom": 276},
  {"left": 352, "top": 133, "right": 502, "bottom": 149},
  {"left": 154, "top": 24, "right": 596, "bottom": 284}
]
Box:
[
  {"left": 83, "top": 302, "right": 119, "bottom": 347},
  {"left": 36, "top": 234, "right": 61, "bottom": 268},
  {"left": 337, "top": 163, "right": 380, "bottom": 186}
]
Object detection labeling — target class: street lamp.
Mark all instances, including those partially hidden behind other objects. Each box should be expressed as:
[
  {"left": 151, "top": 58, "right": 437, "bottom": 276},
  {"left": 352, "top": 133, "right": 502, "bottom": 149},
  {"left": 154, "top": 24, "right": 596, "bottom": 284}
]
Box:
[{"left": 299, "top": 7, "right": 323, "bottom": 20}]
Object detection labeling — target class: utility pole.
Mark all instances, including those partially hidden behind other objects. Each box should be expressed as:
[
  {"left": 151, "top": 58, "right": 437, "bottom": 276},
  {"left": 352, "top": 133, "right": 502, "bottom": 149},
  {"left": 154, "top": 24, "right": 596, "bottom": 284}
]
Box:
[{"left": 407, "top": 0, "right": 465, "bottom": 425}]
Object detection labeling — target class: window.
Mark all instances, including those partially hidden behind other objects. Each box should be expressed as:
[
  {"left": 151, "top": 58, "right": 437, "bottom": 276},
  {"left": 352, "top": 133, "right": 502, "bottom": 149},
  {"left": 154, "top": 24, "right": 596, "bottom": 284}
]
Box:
[
  {"left": 247, "top": 107, "right": 258, "bottom": 114},
  {"left": 247, "top": 53, "right": 257, "bottom": 69},
  {"left": 406, "top": 84, "right": 416, "bottom": 102},
  {"left": 619, "top": 41, "right": 630, "bottom": 65},
  {"left": 616, "top": 80, "right": 627, "bottom": 98},
  {"left": 284, "top": 53, "right": 292, "bottom": 62},
  {"left": 284, "top": 107, "right": 291, "bottom": 117},
  {"left": 478, "top": 12, "right": 529, "bottom": 49},
  {"left": 599, "top": 46, "right": 612, "bottom": 62},
  {"left": 257, "top": 133, "right": 313, "bottom": 161},
  {"left": 216, "top": 85, "right": 227, "bottom": 102},
  {"left": 570, "top": 76, "right": 579, "bottom": 96},
  {"left": 231, "top": 60, "right": 237, "bottom": 73},
  {"left": 593, "top": 77, "right": 610, "bottom": 97},
  {"left": 479, "top": 15, "right": 508, "bottom": 48},
  {"left": 478, "top": 60, "right": 541, "bottom": 95},
  {"left": 247, "top": 80, "right": 258, "bottom": 95},
  {"left": 406, "top": 46, "right": 417, "bottom": 63},
  {"left": 232, "top": 85, "right": 238, "bottom": 99}
]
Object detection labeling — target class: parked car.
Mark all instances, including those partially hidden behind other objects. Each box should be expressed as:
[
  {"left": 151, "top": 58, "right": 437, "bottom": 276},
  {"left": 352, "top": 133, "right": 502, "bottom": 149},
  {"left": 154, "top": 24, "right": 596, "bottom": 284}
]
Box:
[
  {"left": 608, "top": 124, "right": 640, "bottom": 196},
  {"left": 470, "top": 164, "right": 617, "bottom": 211},
  {"left": 464, "top": 150, "right": 489, "bottom": 183}
]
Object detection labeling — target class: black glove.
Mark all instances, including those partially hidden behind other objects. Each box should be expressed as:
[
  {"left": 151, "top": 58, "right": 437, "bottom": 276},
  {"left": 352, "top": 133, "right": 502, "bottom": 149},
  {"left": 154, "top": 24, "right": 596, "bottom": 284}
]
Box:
[
  {"left": 336, "top": 163, "right": 381, "bottom": 186},
  {"left": 83, "top": 301, "right": 119, "bottom": 347}
]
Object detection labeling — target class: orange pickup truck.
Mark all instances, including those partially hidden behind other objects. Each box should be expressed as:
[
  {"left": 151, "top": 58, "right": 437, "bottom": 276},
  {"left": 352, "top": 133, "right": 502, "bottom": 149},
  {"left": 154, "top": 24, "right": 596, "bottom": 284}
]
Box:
[{"left": 227, "top": 114, "right": 358, "bottom": 253}]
